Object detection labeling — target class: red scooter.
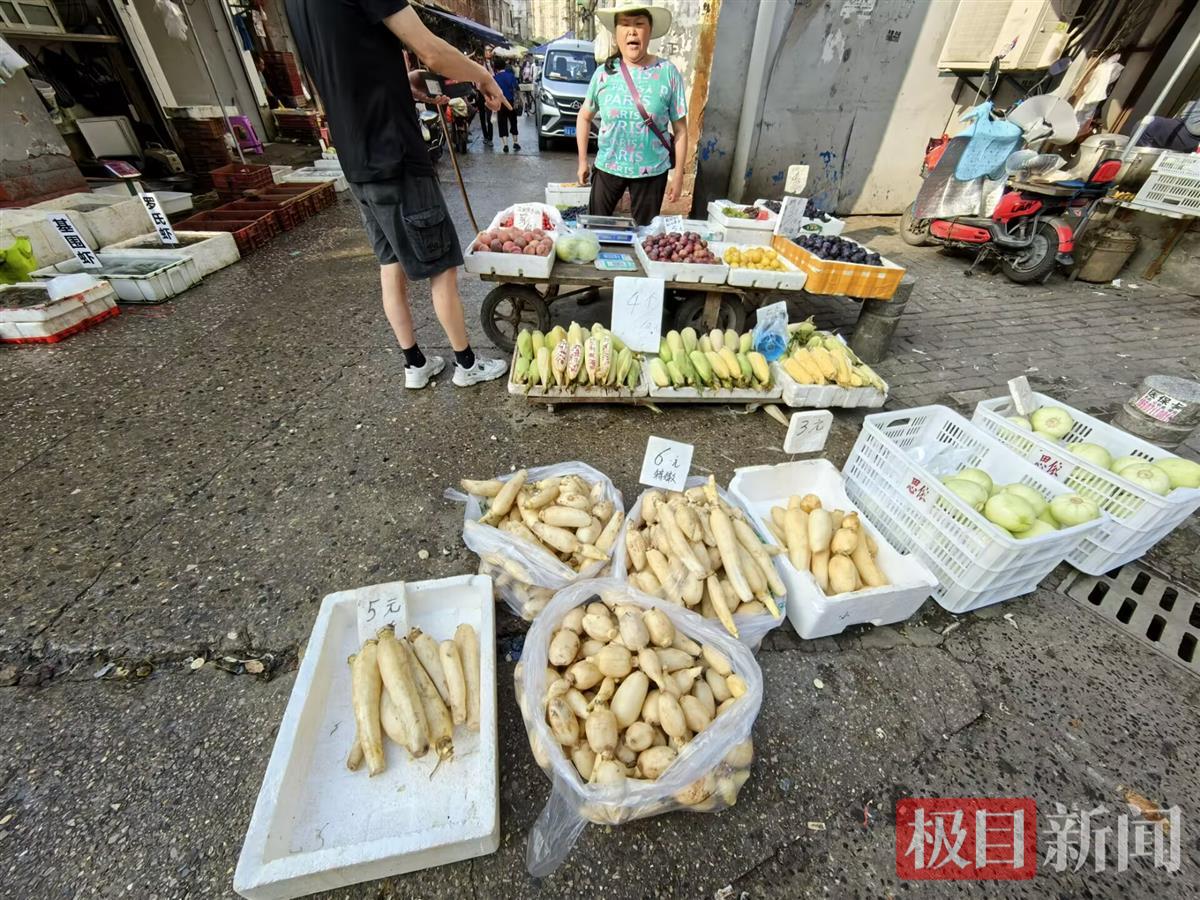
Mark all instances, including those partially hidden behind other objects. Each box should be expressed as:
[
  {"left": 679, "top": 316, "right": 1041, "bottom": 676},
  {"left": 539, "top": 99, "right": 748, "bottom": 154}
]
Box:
[{"left": 902, "top": 158, "right": 1122, "bottom": 283}]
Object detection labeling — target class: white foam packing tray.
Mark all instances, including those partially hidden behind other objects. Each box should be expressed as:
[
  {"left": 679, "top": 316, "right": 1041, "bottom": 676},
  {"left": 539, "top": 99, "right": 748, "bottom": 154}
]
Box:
[
  {"left": 728, "top": 460, "right": 938, "bottom": 639},
  {"left": 462, "top": 232, "right": 558, "bottom": 279},
  {"left": 633, "top": 239, "right": 729, "bottom": 284},
  {"left": 771, "top": 362, "right": 888, "bottom": 409},
  {"left": 234, "top": 574, "right": 498, "bottom": 899},
  {"left": 709, "top": 242, "right": 808, "bottom": 291}
]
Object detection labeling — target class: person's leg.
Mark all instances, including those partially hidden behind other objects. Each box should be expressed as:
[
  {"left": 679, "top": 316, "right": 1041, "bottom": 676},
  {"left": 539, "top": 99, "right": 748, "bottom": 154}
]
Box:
[
  {"left": 429, "top": 266, "right": 468, "bottom": 352},
  {"left": 380, "top": 262, "right": 415, "bottom": 347},
  {"left": 588, "top": 168, "right": 627, "bottom": 217},
  {"left": 510, "top": 109, "right": 520, "bottom": 150},
  {"left": 498, "top": 107, "right": 510, "bottom": 151},
  {"left": 628, "top": 172, "right": 670, "bottom": 226},
  {"left": 478, "top": 97, "right": 493, "bottom": 143}
]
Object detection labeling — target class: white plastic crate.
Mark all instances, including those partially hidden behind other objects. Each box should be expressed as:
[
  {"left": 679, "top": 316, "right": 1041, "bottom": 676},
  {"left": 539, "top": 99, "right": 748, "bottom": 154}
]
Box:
[
  {"left": 284, "top": 167, "right": 349, "bottom": 192},
  {"left": 1133, "top": 151, "right": 1200, "bottom": 217},
  {"left": 973, "top": 392, "right": 1200, "bottom": 575},
  {"left": 729, "top": 460, "right": 938, "bottom": 638},
  {"left": 633, "top": 240, "right": 729, "bottom": 284},
  {"left": 842, "top": 406, "right": 1105, "bottom": 613},
  {"left": 709, "top": 243, "right": 808, "bottom": 291},
  {"left": 104, "top": 231, "right": 240, "bottom": 277},
  {"left": 33, "top": 252, "right": 201, "bottom": 304},
  {"left": 771, "top": 362, "right": 888, "bottom": 409},
  {"left": 235, "top": 574, "right": 498, "bottom": 899}
]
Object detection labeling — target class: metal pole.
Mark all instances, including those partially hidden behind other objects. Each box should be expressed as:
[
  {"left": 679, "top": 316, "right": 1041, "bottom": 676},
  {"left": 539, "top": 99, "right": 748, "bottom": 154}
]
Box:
[
  {"left": 179, "top": 0, "right": 246, "bottom": 165},
  {"left": 439, "top": 113, "right": 479, "bottom": 234}
]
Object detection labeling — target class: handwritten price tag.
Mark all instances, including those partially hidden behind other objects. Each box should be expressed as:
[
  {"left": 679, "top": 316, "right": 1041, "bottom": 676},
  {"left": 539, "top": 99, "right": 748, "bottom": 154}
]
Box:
[
  {"left": 639, "top": 436, "right": 693, "bottom": 491},
  {"left": 610, "top": 276, "right": 664, "bottom": 353},
  {"left": 783, "top": 410, "right": 833, "bottom": 454},
  {"left": 1007, "top": 376, "right": 1035, "bottom": 417},
  {"left": 513, "top": 203, "right": 544, "bottom": 231},
  {"left": 774, "top": 196, "right": 807, "bottom": 238},
  {"left": 355, "top": 581, "right": 409, "bottom": 644},
  {"left": 661, "top": 214, "right": 684, "bottom": 234}
]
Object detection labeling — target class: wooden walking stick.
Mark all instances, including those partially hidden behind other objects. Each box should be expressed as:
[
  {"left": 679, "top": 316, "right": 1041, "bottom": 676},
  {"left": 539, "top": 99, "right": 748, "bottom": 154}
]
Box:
[{"left": 438, "top": 111, "right": 479, "bottom": 235}]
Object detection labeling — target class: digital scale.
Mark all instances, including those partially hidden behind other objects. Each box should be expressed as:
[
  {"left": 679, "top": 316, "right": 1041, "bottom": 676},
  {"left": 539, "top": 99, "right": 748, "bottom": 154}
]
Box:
[{"left": 577, "top": 214, "right": 638, "bottom": 246}]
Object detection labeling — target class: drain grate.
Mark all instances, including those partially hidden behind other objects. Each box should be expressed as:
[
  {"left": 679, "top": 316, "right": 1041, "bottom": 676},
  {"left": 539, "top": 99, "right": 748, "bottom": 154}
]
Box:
[{"left": 1062, "top": 565, "right": 1200, "bottom": 678}]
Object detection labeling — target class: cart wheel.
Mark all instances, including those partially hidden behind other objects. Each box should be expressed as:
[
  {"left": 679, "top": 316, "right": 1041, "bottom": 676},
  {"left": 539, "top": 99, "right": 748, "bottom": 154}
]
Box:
[
  {"left": 672, "top": 294, "right": 748, "bottom": 333},
  {"left": 482, "top": 285, "right": 550, "bottom": 352}
]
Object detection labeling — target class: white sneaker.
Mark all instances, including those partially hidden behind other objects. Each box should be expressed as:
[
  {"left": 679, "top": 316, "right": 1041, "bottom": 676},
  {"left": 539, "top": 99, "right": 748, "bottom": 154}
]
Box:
[
  {"left": 404, "top": 355, "right": 445, "bottom": 389},
  {"left": 453, "top": 356, "right": 508, "bottom": 387}
]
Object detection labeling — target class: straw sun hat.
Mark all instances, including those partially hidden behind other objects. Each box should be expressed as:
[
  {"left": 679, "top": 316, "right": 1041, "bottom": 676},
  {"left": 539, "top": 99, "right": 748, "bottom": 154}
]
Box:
[{"left": 595, "top": 3, "right": 673, "bottom": 40}]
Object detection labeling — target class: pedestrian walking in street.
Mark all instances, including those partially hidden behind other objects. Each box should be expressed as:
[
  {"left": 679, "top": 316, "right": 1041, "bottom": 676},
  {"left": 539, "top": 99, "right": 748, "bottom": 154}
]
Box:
[
  {"left": 476, "top": 44, "right": 496, "bottom": 147},
  {"left": 286, "top": 0, "right": 510, "bottom": 388},
  {"left": 493, "top": 61, "right": 521, "bottom": 152},
  {"left": 576, "top": 3, "right": 688, "bottom": 225}
]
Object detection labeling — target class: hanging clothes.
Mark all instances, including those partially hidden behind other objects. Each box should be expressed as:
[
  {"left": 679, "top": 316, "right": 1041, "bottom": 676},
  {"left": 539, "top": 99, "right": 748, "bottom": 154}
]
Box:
[{"left": 955, "top": 102, "right": 1024, "bottom": 181}]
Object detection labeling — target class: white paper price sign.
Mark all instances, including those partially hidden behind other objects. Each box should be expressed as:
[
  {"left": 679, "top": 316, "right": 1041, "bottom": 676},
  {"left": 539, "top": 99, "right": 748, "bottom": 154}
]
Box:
[
  {"left": 784, "top": 410, "right": 833, "bottom": 454},
  {"left": 639, "top": 436, "right": 693, "bottom": 491},
  {"left": 47, "top": 213, "right": 101, "bottom": 269},
  {"left": 138, "top": 192, "right": 178, "bottom": 245},
  {"left": 425, "top": 78, "right": 443, "bottom": 97},
  {"left": 661, "top": 214, "right": 684, "bottom": 234},
  {"left": 355, "top": 581, "right": 409, "bottom": 643},
  {"left": 513, "top": 203, "right": 544, "bottom": 231},
  {"left": 773, "top": 196, "right": 807, "bottom": 237},
  {"left": 610, "top": 276, "right": 664, "bottom": 353},
  {"left": 1008, "top": 375, "right": 1035, "bottom": 416}
]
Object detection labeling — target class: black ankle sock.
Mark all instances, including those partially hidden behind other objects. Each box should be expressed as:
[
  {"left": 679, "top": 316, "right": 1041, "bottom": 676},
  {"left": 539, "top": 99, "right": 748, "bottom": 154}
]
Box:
[
  {"left": 402, "top": 344, "right": 426, "bottom": 368},
  {"left": 455, "top": 346, "right": 476, "bottom": 369}
]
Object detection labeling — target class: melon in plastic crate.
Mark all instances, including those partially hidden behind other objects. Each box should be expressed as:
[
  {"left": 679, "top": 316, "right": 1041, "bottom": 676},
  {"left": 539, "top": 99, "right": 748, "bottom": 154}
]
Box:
[
  {"left": 841, "top": 405, "right": 1105, "bottom": 613},
  {"left": 771, "top": 234, "right": 904, "bottom": 299},
  {"left": 771, "top": 362, "right": 887, "bottom": 409},
  {"left": 972, "top": 391, "right": 1200, "bottom": 575},
  {"left": 235, "top": 575, "right": 498, "bottom": 898},
  {"left": 729, "top": 460, "right": 938, "bottom": 638},
  {"left": 710, "top": 242, "right": 808, "bottom": 291}
]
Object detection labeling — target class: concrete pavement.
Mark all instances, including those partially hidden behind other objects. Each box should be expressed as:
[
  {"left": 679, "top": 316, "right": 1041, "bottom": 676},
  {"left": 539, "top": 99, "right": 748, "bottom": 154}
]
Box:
[{"left": 1, "top": 132, "right": 1198, "bottom": 898}]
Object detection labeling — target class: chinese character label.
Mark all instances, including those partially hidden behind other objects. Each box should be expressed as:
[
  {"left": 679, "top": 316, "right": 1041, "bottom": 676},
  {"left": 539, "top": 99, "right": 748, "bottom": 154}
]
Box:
[
  {"left": 907, "top": 477, "right": 929, "bottom": 503},
  {"left": 356, "top": 581, "right": 408, "bottom": 642},
  {"left": 784, "top": 410, "right": 833, "bottom": 454},
  {"left": 139, "top": 192, "right": 178, "bottom": 245},
  {"left": 1134, "top": 388, "right": 1185, "bottom": 423},
  {"left": 639, "top": 436, "right": 693, "bottom": 491},
  {"left": 897, "top": 798, "right": 1037, "bottom": 880},
  {"left": 610, "top": 276, "right": 665, "bottom": 353},
  {"left": 1043, "top": 802, "right": 1181, "bottom": 874},
  {"left": 46, "top": 214, "right": 101, "bottom": 268},
  {"left": 1035, "top": 454, "right": 1063, "bottom": 477}
]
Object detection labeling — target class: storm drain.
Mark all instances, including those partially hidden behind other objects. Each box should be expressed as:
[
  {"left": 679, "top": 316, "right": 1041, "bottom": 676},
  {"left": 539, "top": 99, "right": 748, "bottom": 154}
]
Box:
[{"left": 1062, "top": 565, "right": 1200, "bottom": 678}]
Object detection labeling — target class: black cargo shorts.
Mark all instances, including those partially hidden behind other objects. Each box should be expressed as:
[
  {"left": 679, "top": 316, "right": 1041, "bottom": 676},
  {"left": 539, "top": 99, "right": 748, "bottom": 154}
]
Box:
[{"left": 349, "top": 171, "right": 464, "bottom": 279}]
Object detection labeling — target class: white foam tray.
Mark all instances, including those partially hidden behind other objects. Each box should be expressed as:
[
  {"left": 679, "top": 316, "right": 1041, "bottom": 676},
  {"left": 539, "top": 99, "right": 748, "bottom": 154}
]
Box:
[
  {"left": 30, "top": 192, "right": 148, "bottom": 247},
  {"left": 545, "top": 183, "right": 591, "bottom": 207},
  {"left": 235, "top": 574, "right": 498, "bottom": 899},
  {"left": 729, "top": 460, "right": 938, "bottom": 639},
  {"left": 710, "top": 242, "right": 808, "bottom": 291},
  {"left": 772, "top": 362, "right": 888, "bottom": 409},
  {"left": 646, "top": 357, "right": 782, "bottom": 403},
  {"left": 633, "top": 240, "right": 729, "bottom": 284},
  {"left": 33, "top": 252, "right": 201, "bottom": 304},
  {"left": 104, "top": 231, "right": 240, "bottom": 277},
  {"left": 0, "top": 281, "right": 117, "bottom": 341},
  {"left": 463, "top": 234, "right": 558, "bottom": 279},
  {"left": 707, "top": 200, "right": 777, "bottom": 231},
  {"left": 284, "top": 168, "right": 349, "bottom": 192}
]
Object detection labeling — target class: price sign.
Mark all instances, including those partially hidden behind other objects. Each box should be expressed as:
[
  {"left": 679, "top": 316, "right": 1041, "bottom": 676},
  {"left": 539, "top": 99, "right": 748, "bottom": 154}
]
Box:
[
  {"left": 774, "top": 196, "right": 807, "bottom": 237},
  {"left": 513, "top": 203, "right": 544, "bottom": 231},
  {"left": 46, "top": 214, "right": 101, "bottom": 269},
  {"left": 138, "top": 192, "right": 179, "bottom": 245},
  {"left": 1007, "top": 375, "right": 1035, "bottom": 417},
  {"left": 783, "top": 410, "right": 833, "bottom": 454},
  {"left": 356, "top": 580, "right": 409, "bottom": 643},
  {"left": 610, "top": 276, "right": 664, "bottom": 353},
  {"left": 639, "top": 435, "right": 693, "bottom": 491},
  {"left": 425, "top": 79, "right": 442, "bottom": 97},
  {"left": 661, "top": 214, "right": 684, "bottom": 234}
]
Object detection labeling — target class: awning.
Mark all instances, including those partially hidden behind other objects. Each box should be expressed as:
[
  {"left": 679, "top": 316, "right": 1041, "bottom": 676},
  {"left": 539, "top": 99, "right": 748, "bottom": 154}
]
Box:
[{"left": 417, "top": 4, "right": 510, "bottom": 46}]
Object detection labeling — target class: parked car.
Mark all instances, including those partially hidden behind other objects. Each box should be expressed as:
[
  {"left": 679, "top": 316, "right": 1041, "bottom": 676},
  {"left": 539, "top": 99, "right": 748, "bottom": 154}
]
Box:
[{"left": 537, "top": 39, "right": 598, "bottom": 151}]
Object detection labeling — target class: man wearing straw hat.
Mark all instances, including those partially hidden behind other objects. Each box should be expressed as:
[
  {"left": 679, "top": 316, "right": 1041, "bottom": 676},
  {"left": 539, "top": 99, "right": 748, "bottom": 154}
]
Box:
[
  {"left": 576, "top": 3, "right": 689, "bottom": 226},
  {"left": 287, "top": 0, "right": 510, "bottom": 389}
]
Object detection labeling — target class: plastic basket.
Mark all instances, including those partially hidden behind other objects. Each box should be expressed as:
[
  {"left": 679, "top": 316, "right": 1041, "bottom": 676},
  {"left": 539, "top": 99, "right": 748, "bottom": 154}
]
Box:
[
  {"left": 842, "top": 405, "right": 1105, "bottom": 613},
  {"left": 209, "top": 163, "right": 273, "bottom": 198},
  {"left": 1131, "top": 152, "right": 1200, "bottom": 216},
  {"left": 728, "top": 460, "right": 938, "bottom": 639},
  {"left": 771, "top": 235, "right": 904, "bottom": 299},
  {"left": 972, "top": 392, "right": 1200, "bottom": 574},
  {"left": 174, "top": 211, "right": 281, "bottom": 255}
]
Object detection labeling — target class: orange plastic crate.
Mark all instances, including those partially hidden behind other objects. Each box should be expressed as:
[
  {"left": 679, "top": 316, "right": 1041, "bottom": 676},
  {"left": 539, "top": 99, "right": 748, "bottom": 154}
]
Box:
[{"left": 772, "top": 234, "right": 905, "bottom": 300}]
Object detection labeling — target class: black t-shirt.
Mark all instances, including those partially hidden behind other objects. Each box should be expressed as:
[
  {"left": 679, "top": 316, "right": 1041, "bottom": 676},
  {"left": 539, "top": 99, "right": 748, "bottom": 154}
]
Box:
[{"left": 285, "top": 0, "right": 433, "bottom": 182}]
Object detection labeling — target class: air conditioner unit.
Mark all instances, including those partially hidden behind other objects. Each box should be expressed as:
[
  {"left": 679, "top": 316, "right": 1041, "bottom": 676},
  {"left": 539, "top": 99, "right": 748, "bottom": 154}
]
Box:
[{"left": 939, "top": 0, "right": 1079, "bottom": 72}]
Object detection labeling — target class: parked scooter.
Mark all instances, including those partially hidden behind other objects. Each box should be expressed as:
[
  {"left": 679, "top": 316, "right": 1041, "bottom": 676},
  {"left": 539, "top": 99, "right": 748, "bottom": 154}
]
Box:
[{"left": 445, "top": 97, "right": 475, "bottom": 155}]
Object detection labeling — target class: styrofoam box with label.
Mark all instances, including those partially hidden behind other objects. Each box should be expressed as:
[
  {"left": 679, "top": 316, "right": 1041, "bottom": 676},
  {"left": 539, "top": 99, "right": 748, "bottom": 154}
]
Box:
[
  {"left": 633, "top": 240, "right": 728, "bottom": 284},
  {"left": 103, "top": 231, "right": 240, "bottom": 277},
  {"left": 235, "top": 574, "right": 498, "bottom": 899},
  {"left": 30, "top": 192, "right": 148, "bottom": 247},
  {"left": 284, "top": 167, "right": 349, "bottom": 192},
  {"left": 729, "top": 460, "right": 938, "bottom": 639},
  {"left": 1, "top": 208, "right": 100, "bottom": 267}
]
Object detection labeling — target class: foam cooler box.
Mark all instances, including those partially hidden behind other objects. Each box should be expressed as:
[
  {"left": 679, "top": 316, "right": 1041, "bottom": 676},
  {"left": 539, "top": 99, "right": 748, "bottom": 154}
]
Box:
[
  {"left": 0, "top": 280, "right": 119, "bottom": 343},
  {"left": 973, "top": 392, "right": 1200, "bottom": 575},
  {"left": 842, "top": 405, "right": 1105, "bottom": 613},
  {"left": 729, "top": 460, "right": 938, "bottom": 638}
]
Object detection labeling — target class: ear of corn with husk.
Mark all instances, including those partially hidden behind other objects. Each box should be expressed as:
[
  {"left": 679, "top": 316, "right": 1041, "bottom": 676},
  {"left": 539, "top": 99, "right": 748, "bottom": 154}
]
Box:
[{"left": 515, "top": 321, "right": 645, "bottom": 394}]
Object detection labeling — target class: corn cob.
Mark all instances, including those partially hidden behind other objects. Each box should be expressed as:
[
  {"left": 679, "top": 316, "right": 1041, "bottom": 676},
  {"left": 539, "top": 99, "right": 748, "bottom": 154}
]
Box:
[
  {"left": 615, "top": 347, "right": 633, "bottom": 384},
  {"left": 699, "top": 334, "right": 712, "bottom": 353},
  {"left": 517, "top": 330, "right": 533, "bottom": 361},
  {"left": 513, "top": 355, "right": 530, "bottom": 384},
  {"left": 681, "top": 327, "right": 698, "bottom": 352},
  {"left": 735, "top": 352, "right": 754, "bottom": 386},
  {"left": 706, "top": 349, "right": 731, "bottom": 382},
  {"left": 584, "top": 337, "right": 599, "bottom": 385},
  {"left": 666, "top": 330, "right": 685, "bottom": 359},
  {"left": 718, "top": 349, "right": 741, "bottom": 385},
  {"left": 809, "top": 346, "right": 838, "bottom": 382},
  {"left": 536, "top": 346, "right": 551, "bottom": 387},
  {"left": 551, "top": 339, "right": 569, "bottom": 387},
  {"left": 724, "top": 329, "right": 738, "bottom": 353},
  {"left": 783, "top": 357, "right": 812, "bottom": 384},
  {"left": 649, "top": 357, "right": 670, "bottom": 387},
  {"left": 747, "top": 351, "right": 770, "bottom": 385},
  {"left": 689, "top": 350, "right": 713, "bottom": 387},
  {"left": 566, "top": 342, "right": 584, "bottom": 382},
  {"left": 666, "top": 360, "right": 687, "bottom": 388},
  {"left": 791, "top": 348, "right": 825, "bottom": 383},
  {"left": 709, "top": 329, "right": 724, "bottom": 351},
  {"left": 626, "top": 358, "right": 641, "bottom": 390},
  {"left": 739, "top": 333, "right": 753, "bottom": 354},
  {"left": 532, "top": 330, "right": 546, "bottom": 354},
  {"left": 658, "top": 337, "right": 673, "bottom": 364},
  {"left": 567, "top": 321, "right": 583, "bottom": 348},
  {"left": 596, "top": 335, "right": 612, "bottom": 384}
]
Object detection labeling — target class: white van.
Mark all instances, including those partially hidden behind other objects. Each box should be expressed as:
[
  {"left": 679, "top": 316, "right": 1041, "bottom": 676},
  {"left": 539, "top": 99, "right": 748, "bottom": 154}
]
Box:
[{"left": 537, "top": 38, "right": 599, "bottom": 150}]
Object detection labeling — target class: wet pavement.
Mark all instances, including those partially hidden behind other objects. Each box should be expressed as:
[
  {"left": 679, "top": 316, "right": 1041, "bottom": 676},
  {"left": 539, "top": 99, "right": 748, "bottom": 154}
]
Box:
[{"left": 2, "top": 129, "right": 1199, "bottom": 898}]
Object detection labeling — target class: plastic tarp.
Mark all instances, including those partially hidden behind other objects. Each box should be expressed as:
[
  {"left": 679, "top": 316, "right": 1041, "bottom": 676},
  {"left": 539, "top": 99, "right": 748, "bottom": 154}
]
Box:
[{"left": 417, "top": 4, "right": 510, "bottom": 46}]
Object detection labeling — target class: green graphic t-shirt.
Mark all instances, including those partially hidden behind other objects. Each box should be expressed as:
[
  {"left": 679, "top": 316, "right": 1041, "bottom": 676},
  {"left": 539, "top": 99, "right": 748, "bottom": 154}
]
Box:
[{"left": 584, "top": 58, "right": 688, "bottom": 179}]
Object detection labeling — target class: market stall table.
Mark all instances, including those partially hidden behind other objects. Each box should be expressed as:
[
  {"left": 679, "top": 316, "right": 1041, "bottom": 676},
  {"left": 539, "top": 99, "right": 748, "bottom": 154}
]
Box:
[{"left": 476, "top": 252, "right": 910, "bottom": 360}]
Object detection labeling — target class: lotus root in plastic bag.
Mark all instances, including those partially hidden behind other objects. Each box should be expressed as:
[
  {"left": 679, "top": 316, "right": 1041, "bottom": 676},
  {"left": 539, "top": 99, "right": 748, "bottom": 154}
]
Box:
[{"left": 515, "top": 578, "right": 762, "bottom": 876}]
